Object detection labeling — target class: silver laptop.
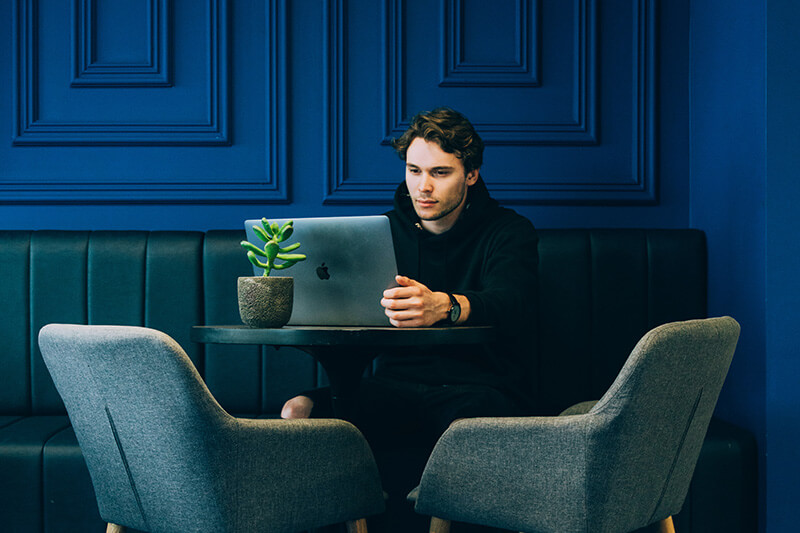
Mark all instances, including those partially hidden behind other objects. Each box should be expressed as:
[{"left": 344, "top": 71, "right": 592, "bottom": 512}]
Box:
[{"left": 243, "top": 215, "right": 398, "bottom": 326}]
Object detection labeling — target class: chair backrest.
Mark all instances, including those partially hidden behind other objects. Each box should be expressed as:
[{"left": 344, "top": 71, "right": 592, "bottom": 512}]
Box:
[
  {"left": 38, "top": 324, "right": 232, "bottom": 531},
  {"left": 586, "top": 316, "right": 740, "bottom": 531}
]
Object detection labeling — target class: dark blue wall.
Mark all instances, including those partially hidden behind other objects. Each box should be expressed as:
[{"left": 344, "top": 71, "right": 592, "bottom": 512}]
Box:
[
  {"left": 691, "top": 1, "right": 800, "bottom": 530},
  {"left": 2, "top": 1, "right": 796, "bottom": 530},
  {"left": 689, "top": 1, "right": 767, "bottom": 529},
  {"left": 765, "top": 1, "right": 800, "bottom": 531}
]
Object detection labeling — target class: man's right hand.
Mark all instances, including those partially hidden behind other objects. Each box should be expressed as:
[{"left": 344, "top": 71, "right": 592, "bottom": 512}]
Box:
[{"left": 381, "top": 275, "right": 451, "bottom": 327}]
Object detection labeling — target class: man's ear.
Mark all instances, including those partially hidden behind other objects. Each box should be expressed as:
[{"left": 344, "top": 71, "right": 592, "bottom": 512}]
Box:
[{"left": 466, "top": 169, "right": 480, "bottom": 186}]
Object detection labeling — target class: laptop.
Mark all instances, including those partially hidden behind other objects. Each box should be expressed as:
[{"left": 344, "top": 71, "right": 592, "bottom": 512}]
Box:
[{"left": 243, "top": 215, "right": 399, "bottom": 326}]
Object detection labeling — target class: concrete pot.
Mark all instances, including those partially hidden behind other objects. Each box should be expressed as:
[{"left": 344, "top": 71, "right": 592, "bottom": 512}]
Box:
[{"left": 237, "top": 276, "right": 293, "bottom": 328}]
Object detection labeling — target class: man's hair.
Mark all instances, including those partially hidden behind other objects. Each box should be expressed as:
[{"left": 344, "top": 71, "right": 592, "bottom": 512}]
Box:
[{"left": 392, "top": 107, "right": 484, "bottom": 173}]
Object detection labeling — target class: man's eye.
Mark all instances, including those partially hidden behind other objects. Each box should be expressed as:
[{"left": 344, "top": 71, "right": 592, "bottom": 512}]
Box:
[
  {"left": 434, "top": 169, "right": 450, "bottom": 177},
  {"left": 408, "top": 167, "right": 421, "bottom": 174}
]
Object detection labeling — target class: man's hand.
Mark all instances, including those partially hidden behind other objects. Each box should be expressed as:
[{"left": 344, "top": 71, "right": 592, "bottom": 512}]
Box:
[{"left": 381, "top": 275, "right": 451, "bottom": 327}]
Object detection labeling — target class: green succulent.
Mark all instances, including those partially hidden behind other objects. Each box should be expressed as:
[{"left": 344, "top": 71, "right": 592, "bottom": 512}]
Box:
[{"left": 241, "top": 219, "right": 307, "bottom": 276}]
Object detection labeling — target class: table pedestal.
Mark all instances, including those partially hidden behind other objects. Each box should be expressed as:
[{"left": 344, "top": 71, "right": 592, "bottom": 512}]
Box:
[{"left": 292, "top": 345, "right": 377, "bottom": 418}]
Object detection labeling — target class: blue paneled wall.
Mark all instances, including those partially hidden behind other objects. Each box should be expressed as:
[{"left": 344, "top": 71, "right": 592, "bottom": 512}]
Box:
[
  {"left": 1, "top": 0, "right": 688, "bottom": 228},
  {"left": 4, "top": 1, "right": 796, "bottom": 530}
]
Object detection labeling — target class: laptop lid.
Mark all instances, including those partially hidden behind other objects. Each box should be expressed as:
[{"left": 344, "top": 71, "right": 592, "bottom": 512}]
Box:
[{"left": 243, "top": 215, "right": 398, "bottom": 326}]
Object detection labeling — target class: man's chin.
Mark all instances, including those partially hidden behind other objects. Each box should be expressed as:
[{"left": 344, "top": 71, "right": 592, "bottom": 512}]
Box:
[{"left": 415, "top": 210, "right": 443, "bottom": 221}]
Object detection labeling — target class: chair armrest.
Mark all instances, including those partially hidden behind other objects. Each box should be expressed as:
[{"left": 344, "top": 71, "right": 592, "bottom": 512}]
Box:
[{"left": 414, "top": 415, "right": 596, "bottom": 532}]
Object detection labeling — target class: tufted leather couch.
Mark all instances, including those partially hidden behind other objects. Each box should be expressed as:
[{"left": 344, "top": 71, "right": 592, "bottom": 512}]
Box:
[{"left": 0, "top": 229, "right": 757, "bottom": 532}]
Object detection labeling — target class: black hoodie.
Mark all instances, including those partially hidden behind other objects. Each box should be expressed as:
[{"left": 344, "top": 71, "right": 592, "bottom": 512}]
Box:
[{"left": 378, "top": 177, "right": 539, "bottom": 410}]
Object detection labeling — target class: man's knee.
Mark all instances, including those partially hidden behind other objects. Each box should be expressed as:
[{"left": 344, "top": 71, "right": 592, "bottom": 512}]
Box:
[{"left": 281, "top": 395, "right": 314, "bottom": 419}]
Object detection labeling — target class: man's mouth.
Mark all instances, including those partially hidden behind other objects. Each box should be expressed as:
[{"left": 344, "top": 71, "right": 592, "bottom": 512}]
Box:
[{"left": 416, "top": 198, "right": 437, "bottom": 207}]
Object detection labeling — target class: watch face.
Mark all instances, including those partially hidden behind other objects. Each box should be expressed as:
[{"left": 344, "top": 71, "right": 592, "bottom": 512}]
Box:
[{"left": 449, "top": 301, "right": 461, "bottom": 323}]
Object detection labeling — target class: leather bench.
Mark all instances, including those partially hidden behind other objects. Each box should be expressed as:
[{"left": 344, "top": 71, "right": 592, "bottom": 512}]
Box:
[{"left": 0, "top": 229, "right": 757, "bottom": 532}]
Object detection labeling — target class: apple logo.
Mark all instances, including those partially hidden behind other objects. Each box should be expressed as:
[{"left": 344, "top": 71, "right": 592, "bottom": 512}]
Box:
[{"left": 316, "top": 262, "right": 331, "bottom": 280}]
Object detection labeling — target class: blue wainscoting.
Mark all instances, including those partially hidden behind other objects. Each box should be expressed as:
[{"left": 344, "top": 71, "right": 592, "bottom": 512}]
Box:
[
  {"left": 3, "top": 1, "right": 797, "bottom": 531},
  {"left": 3, "top": 0, "right": 672, "bottom": 209}
]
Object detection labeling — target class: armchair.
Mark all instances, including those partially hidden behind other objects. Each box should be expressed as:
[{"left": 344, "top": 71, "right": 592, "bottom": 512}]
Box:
[
  {"left": 410, "top": 317, "right": 740, "bottom": 533},
  {"left": 38, "top": 324, "right": 385, "bottom": 533}
]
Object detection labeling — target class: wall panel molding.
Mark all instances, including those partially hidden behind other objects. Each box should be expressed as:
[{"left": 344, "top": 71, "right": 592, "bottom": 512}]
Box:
[
  {"left": 71, "top": 0, "right": 171, "bottom": 87},
  {"left": 324, "top": 0, "right": 393, "bottom": 204},
  {"left": 440, "top": 0, "right": 541, "bottom": 87},
  {"left": 383, "top": 0, "right": 596, "bottom": 146},
  {"left": 6, "top": 0, "right": 288, "bottom": 203},
  {"left": 13, "top": 0, "right": 228, "bottom": 146},
  {"left": 478, "top": 0, "right": 656, "bottom": 204},
  {"left": 324, "top": 0, "right": 656, "bottom": 205}
]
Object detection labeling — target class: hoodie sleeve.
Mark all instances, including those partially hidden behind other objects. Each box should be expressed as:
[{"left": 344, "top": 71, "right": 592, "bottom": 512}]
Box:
[{"left": 458, "top": 214, "right": 538, "bottom": 329}]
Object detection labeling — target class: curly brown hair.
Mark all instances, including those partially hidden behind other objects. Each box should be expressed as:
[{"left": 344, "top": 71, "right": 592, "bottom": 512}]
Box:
[{"left": 391, "top": 107, "right": 484, "bottom": 173}]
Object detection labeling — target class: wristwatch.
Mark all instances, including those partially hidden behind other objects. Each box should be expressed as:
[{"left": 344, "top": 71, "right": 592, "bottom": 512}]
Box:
[{"left": 444, "top": 293, "right": 461, "bottom": 325}]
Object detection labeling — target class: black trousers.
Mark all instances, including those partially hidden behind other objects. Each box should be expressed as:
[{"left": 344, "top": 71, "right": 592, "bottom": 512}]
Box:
[{"left": 302, "top": 375, "right": 524, "bottom": 533}]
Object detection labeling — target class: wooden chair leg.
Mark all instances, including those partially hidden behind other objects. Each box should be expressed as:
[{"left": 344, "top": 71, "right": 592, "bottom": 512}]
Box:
[
  {"left": 658, "top": 516, "right": 676, "bottom": 533},
  {"left": 430, "top": 516, "right": 452, "bottom": 533},
  {"left": 106, "top": 524, "right": 126, "bottom": 533},
  {"left": 346, "top": 518, "right": 369, "bottom": 533}
]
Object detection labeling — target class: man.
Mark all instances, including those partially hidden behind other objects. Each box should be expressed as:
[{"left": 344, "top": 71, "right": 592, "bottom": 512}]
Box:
[{"left": 282, "top": 107, "right": 538, "bottom": 529}]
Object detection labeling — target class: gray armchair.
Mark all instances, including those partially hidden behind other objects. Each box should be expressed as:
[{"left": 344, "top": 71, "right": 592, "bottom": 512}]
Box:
[
  {"left": 38, "top": 324, "right": 385, "bottom": 533},
  {"left": 410, "top": 317, "right": 740, "bottom": 533}
]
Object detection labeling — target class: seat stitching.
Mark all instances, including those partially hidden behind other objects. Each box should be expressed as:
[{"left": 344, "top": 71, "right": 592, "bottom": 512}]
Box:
[
  {"left": 648, "top": 387, "right": 703, "bottom": 523},
  {"left": 105, "top": 405, "right": 151, "bottom": 531}
]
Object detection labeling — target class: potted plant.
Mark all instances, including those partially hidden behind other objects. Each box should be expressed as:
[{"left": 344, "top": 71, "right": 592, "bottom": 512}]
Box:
[{"left": 238, "top": 219, "right": 307, "bottom": 327}]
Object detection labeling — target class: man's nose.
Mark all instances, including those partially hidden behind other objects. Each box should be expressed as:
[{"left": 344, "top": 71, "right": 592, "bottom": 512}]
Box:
[{"left": 418, "top": 173, "right": 434, "bottom": 192}]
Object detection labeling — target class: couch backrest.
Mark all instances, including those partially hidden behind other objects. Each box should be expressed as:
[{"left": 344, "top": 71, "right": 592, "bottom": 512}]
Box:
[
  {"left": 535, "top": 229, "right": 707, "bottom": 413},
  {"left": 0, "top": 228, "right": 705, "bottom": 416}
]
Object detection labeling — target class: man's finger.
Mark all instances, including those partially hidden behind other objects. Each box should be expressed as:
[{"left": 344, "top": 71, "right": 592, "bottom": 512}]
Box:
[
  {"left": 384, "top": 306, "right": 423, "bottom": 319},
  {"left": 383, "top": 285, "right": 422, "bottom": 299},
  {"left": 396, "top": 275, "right": 428, "bottom": 289},
  {"left": 389, "top": 316, "right": 425, "bottom": 328}
]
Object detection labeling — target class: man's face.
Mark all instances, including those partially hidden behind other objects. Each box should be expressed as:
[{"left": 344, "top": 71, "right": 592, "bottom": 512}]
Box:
[{"left": 405, "top": 137, "right": 479, "bottom": 234}]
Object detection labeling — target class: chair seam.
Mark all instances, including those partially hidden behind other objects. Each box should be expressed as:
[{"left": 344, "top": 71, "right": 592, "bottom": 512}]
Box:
[
  {"left": 648, "top": 387, "right": 704, "bottom": 523},
  {"left": 105, "top": 405, "right": 151, "bottom": 531}
]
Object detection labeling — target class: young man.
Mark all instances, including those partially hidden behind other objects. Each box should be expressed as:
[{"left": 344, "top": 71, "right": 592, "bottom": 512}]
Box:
[{"left": 282, "top": 107, "right": 538, "bottom": 530}]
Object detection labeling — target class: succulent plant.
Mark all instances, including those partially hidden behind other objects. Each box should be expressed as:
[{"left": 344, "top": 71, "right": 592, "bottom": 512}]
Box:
[{"left": 241, "top": 219, "right": 307, "bottom": 276}]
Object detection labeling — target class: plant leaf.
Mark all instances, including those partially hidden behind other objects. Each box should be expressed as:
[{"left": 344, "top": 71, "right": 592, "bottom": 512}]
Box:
[
  {"left": 246, "top": 251, "right": 269, "bottom": 269},
  {"left": 265, "top": 241, "right": 279, "bottom": 263},
  {"left": 280, "top": 242, "right": 301, "bottom": 252},
  {"left": 276, "top": 253, "right": 307, "bottom": 261},
  {"left": 278, "top": 220, "right": 293, "bottom": 235},
  {"left": 273, "top": 261, "right": 298, "bottom": 270},
  {"left": 241, "top": 241, "right": 267, "bottom": 257},
  {"left": 253, "top": 225, "right": 271, "bottom": 242},
  {"left": 279, "top": 226, "right": 293, "bottom": 242},
  {"left": 260, "top": 218, "right": 274, "bottom": 237}
]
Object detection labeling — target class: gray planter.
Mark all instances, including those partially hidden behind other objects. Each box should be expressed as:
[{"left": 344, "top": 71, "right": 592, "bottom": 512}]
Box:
[{"left": 237, "top": 276, "right": 294, "bottom": 328}]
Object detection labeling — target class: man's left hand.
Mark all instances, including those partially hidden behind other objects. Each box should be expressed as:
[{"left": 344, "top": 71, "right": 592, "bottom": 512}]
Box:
[{"left": 381, "top": 275, "right": 451, "bottom": 327}]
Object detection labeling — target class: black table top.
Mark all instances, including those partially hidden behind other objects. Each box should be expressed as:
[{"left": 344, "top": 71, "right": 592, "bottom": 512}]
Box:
[{"left": 191, "top": 325, "right": 496, "bottom": 347}]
